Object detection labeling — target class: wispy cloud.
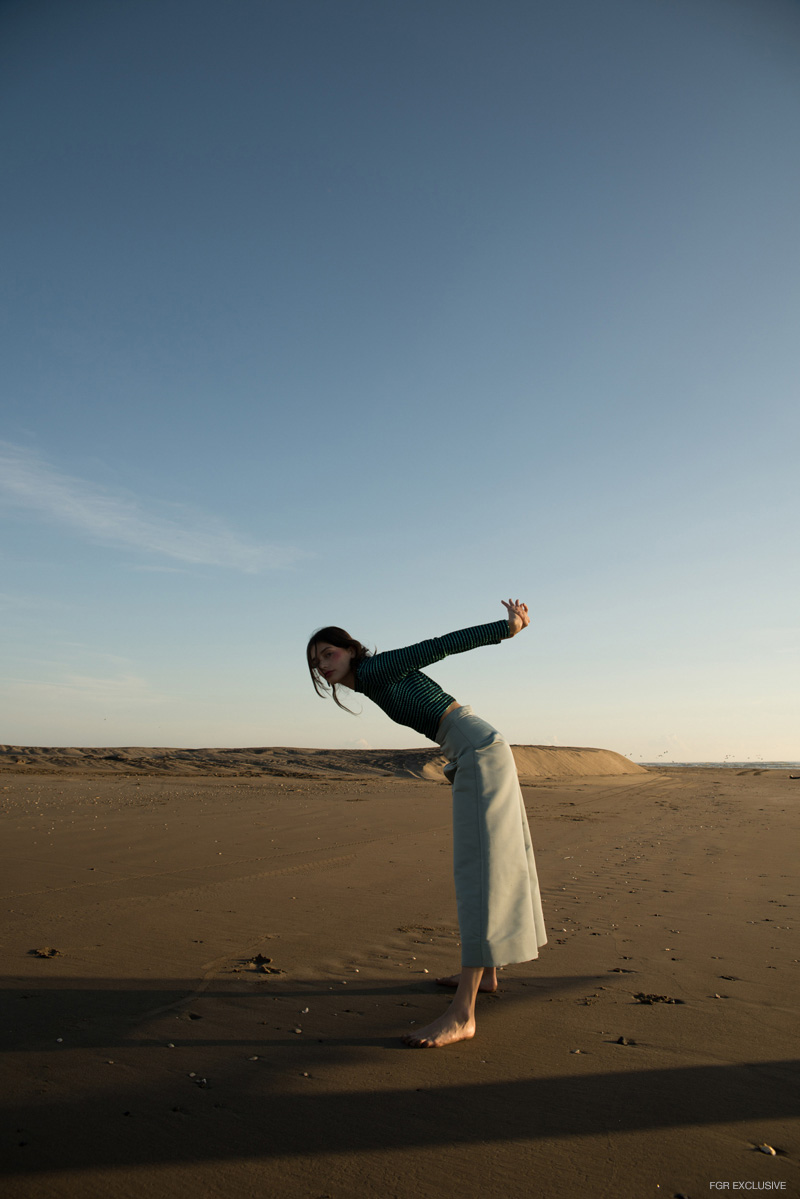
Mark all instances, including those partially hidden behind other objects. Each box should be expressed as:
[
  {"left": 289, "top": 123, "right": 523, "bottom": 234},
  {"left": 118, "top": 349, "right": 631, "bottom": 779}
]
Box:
[
  {"left": 0, "top": 590, "right": 65, "bottom": 614},
  {"left": 0, "top": 441, "right": 302, "bottom": 572},
  {"left": 6, "top": 672, "right": 163, "bottom": 706}
]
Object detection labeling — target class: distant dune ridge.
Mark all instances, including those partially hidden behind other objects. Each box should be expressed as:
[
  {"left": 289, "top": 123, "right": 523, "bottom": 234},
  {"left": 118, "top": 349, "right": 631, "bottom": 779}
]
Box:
[{"left": 0, "top": 743, "right": 646, "bottom": 779}]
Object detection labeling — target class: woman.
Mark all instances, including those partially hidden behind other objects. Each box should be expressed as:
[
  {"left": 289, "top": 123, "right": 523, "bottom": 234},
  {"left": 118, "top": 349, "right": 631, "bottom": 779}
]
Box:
[{"left": 306, "top": 598, "right": 546, "bottom": 1048}]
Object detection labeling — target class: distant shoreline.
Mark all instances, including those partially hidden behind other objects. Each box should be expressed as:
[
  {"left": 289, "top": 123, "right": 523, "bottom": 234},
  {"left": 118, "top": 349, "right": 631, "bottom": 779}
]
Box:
[{"left": 641, "top": 761, "right": 800, "bottom": 769}]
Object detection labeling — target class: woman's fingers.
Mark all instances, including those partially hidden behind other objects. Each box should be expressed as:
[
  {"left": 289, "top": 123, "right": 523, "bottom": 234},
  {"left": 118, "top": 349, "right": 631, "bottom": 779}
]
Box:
[{"left": 501, "top": 598, "right": 530, "bottom": 635}]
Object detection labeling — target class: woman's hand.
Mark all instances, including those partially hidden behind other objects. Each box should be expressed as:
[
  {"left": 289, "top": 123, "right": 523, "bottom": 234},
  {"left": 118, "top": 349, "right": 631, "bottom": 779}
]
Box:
[{"left": 501, "top": 598, "right": 529, "bottom": 637}]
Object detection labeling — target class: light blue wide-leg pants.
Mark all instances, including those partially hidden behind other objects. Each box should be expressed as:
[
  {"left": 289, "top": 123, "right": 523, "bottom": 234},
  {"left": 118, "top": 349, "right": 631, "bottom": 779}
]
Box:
[{"left": 436, "top": 705, "right": 547, "bottom": 967}]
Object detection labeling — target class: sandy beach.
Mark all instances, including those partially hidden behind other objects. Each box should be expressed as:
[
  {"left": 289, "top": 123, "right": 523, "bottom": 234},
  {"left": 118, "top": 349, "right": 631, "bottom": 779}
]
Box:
[{"left": 1, "top": 746, "right": 797, "bottom": 1198}]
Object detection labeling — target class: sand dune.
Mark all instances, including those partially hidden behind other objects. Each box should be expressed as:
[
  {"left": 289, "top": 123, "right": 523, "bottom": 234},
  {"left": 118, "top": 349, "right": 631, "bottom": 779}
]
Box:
[{"left": 0, "top": 743, "right": 646, "bottom": 780}]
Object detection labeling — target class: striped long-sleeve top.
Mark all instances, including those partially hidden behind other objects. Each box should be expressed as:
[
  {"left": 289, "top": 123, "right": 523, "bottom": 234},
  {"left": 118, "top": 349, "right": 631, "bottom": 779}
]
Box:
[{"left": 354, "top": 620, "right": 510, "bottom": 741}]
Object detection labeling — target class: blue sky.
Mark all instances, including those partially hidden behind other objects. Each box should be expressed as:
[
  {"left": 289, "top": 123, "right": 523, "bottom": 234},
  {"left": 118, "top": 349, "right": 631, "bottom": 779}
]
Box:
[{"left": 2, "top": 0, "right": 798, "bottom": 759}]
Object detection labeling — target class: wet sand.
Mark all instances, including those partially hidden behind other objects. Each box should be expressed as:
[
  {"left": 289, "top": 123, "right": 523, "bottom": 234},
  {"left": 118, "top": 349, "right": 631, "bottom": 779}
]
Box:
[{"left": 1, "top": 752, "right": 798, "bottom": 1197}]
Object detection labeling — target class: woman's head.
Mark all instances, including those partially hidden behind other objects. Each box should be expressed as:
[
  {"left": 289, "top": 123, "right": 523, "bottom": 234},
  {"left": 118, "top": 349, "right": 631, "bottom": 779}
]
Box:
[{"left": 306, "top": 626, "right": 370, "bottom": 711}]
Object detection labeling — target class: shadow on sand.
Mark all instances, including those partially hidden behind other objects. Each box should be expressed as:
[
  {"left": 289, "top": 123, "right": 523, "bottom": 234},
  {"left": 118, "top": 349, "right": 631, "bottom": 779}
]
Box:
[{"left": 4, "top": 976, "right": 798, "bottom": 1178}]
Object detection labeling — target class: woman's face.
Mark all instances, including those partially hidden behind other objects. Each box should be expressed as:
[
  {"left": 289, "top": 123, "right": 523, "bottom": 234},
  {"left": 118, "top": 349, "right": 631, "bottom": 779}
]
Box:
[{"left": 310, "top": 641, "right": 355, "bottom": 687}]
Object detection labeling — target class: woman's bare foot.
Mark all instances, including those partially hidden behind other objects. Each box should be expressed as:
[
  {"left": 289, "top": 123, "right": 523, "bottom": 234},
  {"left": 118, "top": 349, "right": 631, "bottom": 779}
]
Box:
[
  {"left": 435, "top": 967, "right": 497, "bottom": 993},
  {"left": 403, "top": 964, "right": 485, "bottom": 1048},
  {"left": 402, "top": 1010, "right": 476, "bottom": 1048}
]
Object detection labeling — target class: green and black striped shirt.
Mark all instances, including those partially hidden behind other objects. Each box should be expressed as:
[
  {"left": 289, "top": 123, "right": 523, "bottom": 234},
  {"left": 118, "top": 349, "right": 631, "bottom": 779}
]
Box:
[{"left": 354, "top": 620, "right": 510, "bottom": 741}]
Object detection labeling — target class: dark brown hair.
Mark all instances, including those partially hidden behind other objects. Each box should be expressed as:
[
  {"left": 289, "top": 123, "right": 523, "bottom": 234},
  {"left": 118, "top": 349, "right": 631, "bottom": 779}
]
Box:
[{"left": 306, "top": 626, "right": 371, "bottom": 713}]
